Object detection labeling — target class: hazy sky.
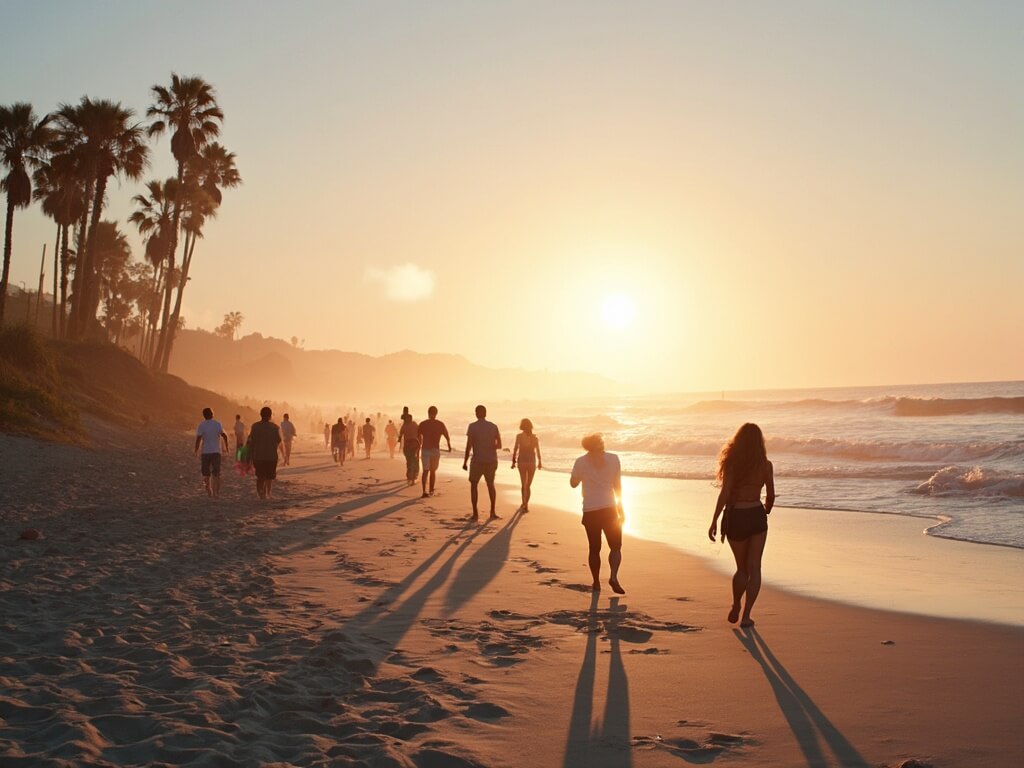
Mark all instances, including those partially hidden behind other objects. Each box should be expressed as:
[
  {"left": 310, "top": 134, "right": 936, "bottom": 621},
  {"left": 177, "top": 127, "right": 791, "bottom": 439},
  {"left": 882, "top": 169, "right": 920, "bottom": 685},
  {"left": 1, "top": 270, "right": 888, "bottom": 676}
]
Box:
[{"left": 4, "top": 1, "right": 1022, "bottom": 392}]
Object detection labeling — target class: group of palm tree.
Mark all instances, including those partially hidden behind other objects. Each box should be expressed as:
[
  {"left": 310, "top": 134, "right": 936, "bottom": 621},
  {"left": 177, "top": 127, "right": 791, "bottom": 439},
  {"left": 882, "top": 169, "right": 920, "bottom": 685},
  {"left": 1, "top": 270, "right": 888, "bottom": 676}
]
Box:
[{"left": 0, "top": 74, "right": 240, "bottom": 372}]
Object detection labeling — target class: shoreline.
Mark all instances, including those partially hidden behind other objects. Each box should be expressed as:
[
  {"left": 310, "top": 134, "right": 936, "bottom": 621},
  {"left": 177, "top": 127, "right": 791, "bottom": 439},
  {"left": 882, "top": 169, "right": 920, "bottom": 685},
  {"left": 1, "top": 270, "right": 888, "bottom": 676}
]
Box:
[{"left": 436, "top": 457, "right": 1024, "bottom": 627}]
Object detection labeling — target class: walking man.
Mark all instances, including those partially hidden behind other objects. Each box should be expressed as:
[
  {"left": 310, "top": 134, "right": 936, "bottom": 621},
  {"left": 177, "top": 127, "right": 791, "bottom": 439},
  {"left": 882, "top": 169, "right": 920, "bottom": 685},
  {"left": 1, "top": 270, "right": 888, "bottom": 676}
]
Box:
[
  {"left": 247, "top": 406, "right": 282, "bottom": 499},
  {"left": 195, "top": 407, "right": 229, "bottom": 498},
  {"left": 233, "top": 414, "right": 246, "bottom": 453},
  {"left": 463, "top": 404, "right": 501, "bottom": 521},
  {"left": 399, "top": 413, "right": 420, "bottom": 485},
  {"left": 418, "top": 406, "right": 452, "bottom": 498},
  {"left": 362, "top": 417, "right": 376, "bottom": 459},
  {"left": 280, "top": 413, "right": 297, "bottom": 466}
]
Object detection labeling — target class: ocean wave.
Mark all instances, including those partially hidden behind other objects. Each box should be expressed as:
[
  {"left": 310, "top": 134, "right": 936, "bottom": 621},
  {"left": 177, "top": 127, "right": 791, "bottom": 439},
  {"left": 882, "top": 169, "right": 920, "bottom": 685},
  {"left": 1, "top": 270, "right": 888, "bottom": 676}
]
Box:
[
  {"left": 673, "top": 395, "right": 1024, "bottom": 418},
  {"left": 913, "top": 466, "right": 1024, "bottom": 498},
  {"left": 889, "top": 396, "right": 1024, "bottom": 417}
]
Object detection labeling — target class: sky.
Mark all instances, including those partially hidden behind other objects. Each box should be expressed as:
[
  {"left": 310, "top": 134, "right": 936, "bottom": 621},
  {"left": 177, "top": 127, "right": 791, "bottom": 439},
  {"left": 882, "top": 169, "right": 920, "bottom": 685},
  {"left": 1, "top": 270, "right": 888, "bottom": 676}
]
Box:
[{"left": 3, "top": 1, "right": 1022, "bottom": 393}]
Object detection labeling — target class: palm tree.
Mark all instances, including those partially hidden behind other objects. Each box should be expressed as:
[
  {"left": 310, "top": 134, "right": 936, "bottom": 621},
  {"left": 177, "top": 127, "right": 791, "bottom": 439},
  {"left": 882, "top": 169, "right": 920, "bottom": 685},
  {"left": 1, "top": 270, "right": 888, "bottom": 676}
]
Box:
[
  {"left": 147, "top": 74, "right": 223, "bottom": 371},
  {"left": 54, "top": 97, "right": 149, "bottom": 339},
  {"left": 162, "top": 141, "right": 241, "bottom": 363},
  {"left": 0, "top": 103, "right": 52, "bottom": 323},
  {"left": 129, "top": 177, "right": 178, "bottom": 360},
  {"left": 91, "top": 220, "right": 132, "bottom": 343},
  {"left": 34, "top": 151, "right": 87, "bottom": 337}
]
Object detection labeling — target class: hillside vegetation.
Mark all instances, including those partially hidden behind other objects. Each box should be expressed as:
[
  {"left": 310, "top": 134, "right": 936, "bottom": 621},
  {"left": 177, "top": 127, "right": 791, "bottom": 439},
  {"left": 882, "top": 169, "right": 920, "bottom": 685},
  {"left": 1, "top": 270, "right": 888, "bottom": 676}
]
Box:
[{"left": 0, "top": 325, "right": 254, "bottom": 442}]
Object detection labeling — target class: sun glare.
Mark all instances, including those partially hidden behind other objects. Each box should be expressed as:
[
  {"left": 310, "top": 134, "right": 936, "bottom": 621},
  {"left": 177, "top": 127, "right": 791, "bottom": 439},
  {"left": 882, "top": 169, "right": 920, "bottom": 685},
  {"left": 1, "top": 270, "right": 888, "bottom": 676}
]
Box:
[{"left": 601, "top": 294, "right": 636, "bottom": 330}]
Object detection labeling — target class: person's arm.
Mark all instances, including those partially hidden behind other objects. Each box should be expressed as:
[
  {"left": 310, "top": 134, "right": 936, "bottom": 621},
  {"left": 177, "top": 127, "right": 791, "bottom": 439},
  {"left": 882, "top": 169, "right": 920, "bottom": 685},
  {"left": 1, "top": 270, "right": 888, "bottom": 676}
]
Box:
[
  {"left": 511, "top": 434, "right": 520, "bottom": 467},
  {"left": 613, "top": 458, "right": 624, "bottom": 522},
  {"left": 764, "top": 461, "right": 775, "bottom": 514},
  {"left": 443, "top": 425, "right": 451, "bottom": 451},
  {"left": 462, "top": 431, "right": 471, "bottom": 470},
  {"left": 708, "top": 471, "right": 733, "bottom": 541},
  {"left": 569, "top": 459, "right": 581, "bottom": 489},
  {"left": 536, "top": 437, "right": 543, "bottom": 469},
  {"left": 495, "top": 428, "right": 502, "bottom": 452},
  {"left": 194, "top": 434, "right": 202, "bottom": 455},
  {"left": 220, "top": 431, "right": 229, "bottom": 453}
]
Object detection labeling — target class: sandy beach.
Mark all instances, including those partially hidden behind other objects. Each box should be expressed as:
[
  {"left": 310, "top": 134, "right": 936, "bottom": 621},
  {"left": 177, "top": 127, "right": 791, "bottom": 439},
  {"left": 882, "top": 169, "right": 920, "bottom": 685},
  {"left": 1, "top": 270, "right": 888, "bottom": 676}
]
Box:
[{"left": 2, "top": 429, "right": 1022, "bottom": 767}]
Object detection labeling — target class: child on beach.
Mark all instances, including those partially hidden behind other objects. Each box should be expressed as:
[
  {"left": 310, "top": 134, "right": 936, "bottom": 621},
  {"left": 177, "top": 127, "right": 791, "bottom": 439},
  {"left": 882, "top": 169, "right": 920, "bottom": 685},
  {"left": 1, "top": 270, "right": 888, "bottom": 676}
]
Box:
[
  {"left": 511, "top": 418, "right": 542, "bottom": 512},
  {"left": 707, "top": 422, "right": 775, "bottom": 628}
]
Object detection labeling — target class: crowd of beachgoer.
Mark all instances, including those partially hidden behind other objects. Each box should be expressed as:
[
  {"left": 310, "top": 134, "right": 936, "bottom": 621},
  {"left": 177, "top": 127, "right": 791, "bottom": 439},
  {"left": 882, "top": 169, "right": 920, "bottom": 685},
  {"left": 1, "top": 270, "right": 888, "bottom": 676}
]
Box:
[{"left": 196, "top": 405, "right": 774, "bottom": 626}]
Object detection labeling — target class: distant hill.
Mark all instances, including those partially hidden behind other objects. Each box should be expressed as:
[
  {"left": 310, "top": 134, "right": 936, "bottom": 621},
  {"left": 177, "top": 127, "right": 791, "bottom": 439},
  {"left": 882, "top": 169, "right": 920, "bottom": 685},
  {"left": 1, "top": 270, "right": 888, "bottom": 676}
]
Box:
[{"left": 169, "top": 330, "right": 618, "bottom": 406}]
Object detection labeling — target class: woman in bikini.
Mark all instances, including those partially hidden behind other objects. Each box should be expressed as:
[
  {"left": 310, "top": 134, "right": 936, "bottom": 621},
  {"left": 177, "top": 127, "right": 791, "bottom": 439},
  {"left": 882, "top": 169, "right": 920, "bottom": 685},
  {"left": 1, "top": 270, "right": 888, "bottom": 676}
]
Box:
[
  {"left": 708, "top": 422, "right": 775, "bottom": 627},
  {"left": 511, "top": 418, "right": 542, "bottom": 512}
]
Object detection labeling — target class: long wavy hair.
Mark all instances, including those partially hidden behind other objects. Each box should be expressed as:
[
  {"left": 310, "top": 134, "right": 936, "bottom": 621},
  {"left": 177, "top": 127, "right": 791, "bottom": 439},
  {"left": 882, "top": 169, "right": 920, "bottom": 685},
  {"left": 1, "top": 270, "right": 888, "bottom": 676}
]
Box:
[{"left": 716, "top": 423, "right": 767, "bottom": 485}]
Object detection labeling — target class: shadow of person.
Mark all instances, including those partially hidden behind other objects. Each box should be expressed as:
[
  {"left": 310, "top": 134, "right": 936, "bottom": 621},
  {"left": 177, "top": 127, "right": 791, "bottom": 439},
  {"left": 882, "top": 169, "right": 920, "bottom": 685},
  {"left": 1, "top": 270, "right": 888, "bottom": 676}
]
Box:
[
  {"left": 734, "top": 627, "right": 869, "bottom": 768},
  {"left": 442, "top": 508, "right": 524, "bottom": 615},
  {"left": 563, "top": 594, "right": 633, "bottom": 768}
]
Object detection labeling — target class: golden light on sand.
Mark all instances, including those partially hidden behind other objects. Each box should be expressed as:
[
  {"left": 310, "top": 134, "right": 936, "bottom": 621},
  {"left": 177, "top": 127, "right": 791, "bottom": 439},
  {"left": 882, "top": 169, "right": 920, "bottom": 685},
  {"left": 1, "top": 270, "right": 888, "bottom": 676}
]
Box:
[{"left": 600, "top": 293, "right": 636, "bottom": 330}]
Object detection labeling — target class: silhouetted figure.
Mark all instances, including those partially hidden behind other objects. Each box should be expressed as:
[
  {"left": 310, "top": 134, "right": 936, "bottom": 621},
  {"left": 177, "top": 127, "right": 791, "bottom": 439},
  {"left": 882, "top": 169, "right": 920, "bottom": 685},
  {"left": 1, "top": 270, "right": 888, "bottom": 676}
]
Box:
[
  {"left": 708, "top": 422, "right": 775, "bottom": 627},
  {"left": 570, "top": 433, "right": 624, "bottom": 593},
  {"left": 247, "top": 406, "right": 282, "bottom": 499},
  {"left": 194, "top": 407, "right": 229, "bottom": 498},
  {"left": 331, "top": 417, "right": 348, "bottom": 467},
  {"left": 511, "top": 418, "right": 542, "bottom": 512},
  {"left": 385, "top": 420, "right": 398, "bottom": 459},
  {"left": 280, "top": 413, "right": 297, "bottom": 466},
  {"left": 347, "top": 418, "right": 357, "bottom": 458},
  {"left": 362, "top": 417, "right": 375, "bottom": 459},
  {"left": 418, "top": 405, "right": 452, "bottom": 498},
  {"left": 233, "top": 414, "right": 246, "bottom": 453},
  {"left": 323, "top": 422, "right": 331, "bottom": 449},
  {"left": 398, "top": 412, "right": 420, "bottom": 485},
  {"left": 463, "top": 404, "right": 501, "bottom": 522}
]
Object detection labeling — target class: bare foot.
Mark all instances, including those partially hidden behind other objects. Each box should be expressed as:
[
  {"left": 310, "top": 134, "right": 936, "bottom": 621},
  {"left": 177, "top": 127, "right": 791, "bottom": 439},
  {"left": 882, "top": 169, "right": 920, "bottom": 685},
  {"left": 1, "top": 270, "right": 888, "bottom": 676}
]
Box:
[
  {"left": 728, "top": 604, "right": 740, "bottom": 624},
  {"left": 609, "top": 579, "right": 625, "bottom": 595},
  {"left": 488, "top": 513, "right": 500, "bottom": 521}
]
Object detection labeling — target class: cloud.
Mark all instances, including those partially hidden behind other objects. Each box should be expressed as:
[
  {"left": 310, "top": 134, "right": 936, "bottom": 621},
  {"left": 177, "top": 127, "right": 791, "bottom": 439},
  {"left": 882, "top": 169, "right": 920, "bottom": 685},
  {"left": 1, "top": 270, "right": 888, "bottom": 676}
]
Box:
[{"left": 365, "top": 263, "right": 436, "bottom": 302}]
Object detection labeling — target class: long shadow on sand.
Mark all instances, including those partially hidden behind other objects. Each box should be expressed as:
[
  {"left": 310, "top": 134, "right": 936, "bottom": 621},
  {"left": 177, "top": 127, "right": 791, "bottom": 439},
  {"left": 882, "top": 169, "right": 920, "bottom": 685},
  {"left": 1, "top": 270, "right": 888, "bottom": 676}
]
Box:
[
  {"left": 735, "top": 628, "right": 869, "bottom": 768},
  {"left": 441, "top": 509, "right": 524, "bottom": 615},
  {"left": 563, "top": 594, "right": 632, "bottom": 768},
  {"left": 343, "top": 520, "right": 486, "bottom": 667}
]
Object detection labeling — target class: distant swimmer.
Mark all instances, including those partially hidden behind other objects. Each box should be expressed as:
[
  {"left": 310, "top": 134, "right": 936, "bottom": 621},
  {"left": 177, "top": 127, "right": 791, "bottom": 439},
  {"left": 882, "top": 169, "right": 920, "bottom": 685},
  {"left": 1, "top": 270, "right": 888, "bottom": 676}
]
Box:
[
  {"left": 233, "top": 414, "right": 246, "bottom": 453},
  {"left": 323, "top": 422, "right": 331, "bottom": 449},
  {"left": 398, "top": 412, "right": 420, "bottom": 485},
  {"left": 280, "top": 413, "right": 297, "bottom": 466},
  {"left": 418, "top": 406, "right": 452, "bottom": 498},
  {"left": 570, "top": 433, "right": 624, "bottom": 594},
  {"left": 463, "top": 404, "right": 501, "bottom": 522},
  {"left": 362, "top": 417, "right": 376, "bottom": 459},
  {"left": 195, "top": 407, "right": 229, "bottom": 498},
  {"left": 511, "top": 418, "right": 542, "bottom": 512},
  {"left": 331, "top": 418, "right": 348, "bottom": 467},
  {"left": 708, "top": 422, "right": 775, "bottom": 628},
  {"left": 246, "top": 406, "right": 282, "bottom": 499},
  {"left": 385, "top": 420, "right": 399, "bottom": 459}
]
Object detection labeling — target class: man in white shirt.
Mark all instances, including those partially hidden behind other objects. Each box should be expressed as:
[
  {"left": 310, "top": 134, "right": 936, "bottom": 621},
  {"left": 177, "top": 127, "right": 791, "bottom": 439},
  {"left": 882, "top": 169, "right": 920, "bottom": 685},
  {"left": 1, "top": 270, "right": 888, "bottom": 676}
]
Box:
[
  {"left": 194, "top": 407, "right": 229, "bottom": 498},
  {"left": 280, "top": 413, "right": 297, "bottom": 466}
]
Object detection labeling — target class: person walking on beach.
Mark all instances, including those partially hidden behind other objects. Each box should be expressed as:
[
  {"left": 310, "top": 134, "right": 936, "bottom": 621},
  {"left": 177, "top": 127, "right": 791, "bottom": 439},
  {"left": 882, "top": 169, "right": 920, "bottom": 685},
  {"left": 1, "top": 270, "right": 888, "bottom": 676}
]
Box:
[
  {"left": 570, "top": 433, "right": 625, "bottom": 594},
  {"left": 331, "top": 418, "right": 348, "bottom": 467},
  {"left": 385, "top": 420, "right": 399, "bottom": 459},
  {"left": 362, "top": 417, "right": 376, "bottom": 459},
  {"left": 707, "top": 422, "right": 775, "bottom": 628},
  {"left": 233, "top": 414, "right": 246, "bottom": 453},
  {"left": 399, "top": 412, "right": 420, "bottom": 485},
  {"left": 246, "top": 406, "right": 282, "bottom": 499},
  {"left": 511, "top": 418, "right": 542, "bottom": 512},
  {"left": 463, "top": 404, "right": 502, "bottom": 521},
  {"left": 195, "top": 407, "right": 229, "bottom": 498},
  {"left": 324, "top": 422, "right": 331, "bottom": 449},
  {"left": 280, "top": 413, "right": 297, "bottom": 466},
  {"left": 418, "top": 405, "right": 452, "bottom": 498},
  {"left": 347, "top": 418, "right": 357, "bottom": 459}
]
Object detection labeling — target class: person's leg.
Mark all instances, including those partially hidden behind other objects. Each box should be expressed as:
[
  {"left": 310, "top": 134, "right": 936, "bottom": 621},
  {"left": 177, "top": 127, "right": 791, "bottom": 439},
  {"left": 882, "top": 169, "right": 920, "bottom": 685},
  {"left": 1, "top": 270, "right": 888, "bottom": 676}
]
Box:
[
  {"left": 727, "top": 537, "right": 751, "bottom": 623},
  {"left": 606, "top": 517, "right": 624, "bottom": 593},
  {"left": 485, "top": 465, "right": 497, "bottom": 518},
  {"left": 421, "top": 455, "right": 430, "bottom": 496},
  {"left": 212, "top": 471, "right": 221, "bottom": 497},
  {"left": 518, "top": 466, "right": 528, "bottom": 509},
  {"left": 201, "top": 456, "right": 212, "bottom": 496},
  {"left": 584, "top": 520, "right": 603, "bottom": 590},
  {"left": 256, "top": 478, "right": 266, "bottom": 499},
  {"left": 265, "top": 479, "right": 273, "bottom": 498},
  {"left": 523, "top": 467, "right": 535, "bottom": 510},
  {"left": 741, "top": 531, "right": 768, "bottom": 626},
  {"left": 470, "top": 479, "right": 480, "bottom": 518}
]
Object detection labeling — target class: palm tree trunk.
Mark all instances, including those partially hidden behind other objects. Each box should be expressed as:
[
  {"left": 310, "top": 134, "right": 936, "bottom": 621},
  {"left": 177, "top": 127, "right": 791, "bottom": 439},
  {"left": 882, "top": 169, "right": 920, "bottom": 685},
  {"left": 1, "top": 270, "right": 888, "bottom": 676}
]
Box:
[
  {"left": 153, "top": 163, "right": 186, "bottom": 371},
  {"left": 161, "top": 229, "right": 194, "bottom": 372},
  {"left": 51, "top": 223, "right": 60, "bottom": 336},
  {"left": 68, "top": 179, "right": 95, "bottom": 337},
  {"left": 59, "top": 224, "right": 70, "bottom": 338},
  {"left": 0, "top": 197, "right": 15, "bottom": 324},
  {"left": 76, "top": 174, "right": 109, "bottom": 339}
]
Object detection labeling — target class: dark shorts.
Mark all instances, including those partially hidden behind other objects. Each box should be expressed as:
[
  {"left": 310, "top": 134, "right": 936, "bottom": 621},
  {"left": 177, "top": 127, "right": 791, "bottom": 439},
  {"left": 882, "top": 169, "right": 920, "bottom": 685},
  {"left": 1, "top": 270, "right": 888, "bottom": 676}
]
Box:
[
  {"left": 201, "top": 453, "right": 222, "bottom": 477},
  {"left": 253, "top": 459, "right": 278, "bottom": 480},
  {"left": 582, "top": 506, "right": 623, "bottom": 552},
  {"left": 723, "top": 504, "right": 768, "bottom": 542},
  {"left": 468, "top": 460, "right": 498, "bottom": 484}
]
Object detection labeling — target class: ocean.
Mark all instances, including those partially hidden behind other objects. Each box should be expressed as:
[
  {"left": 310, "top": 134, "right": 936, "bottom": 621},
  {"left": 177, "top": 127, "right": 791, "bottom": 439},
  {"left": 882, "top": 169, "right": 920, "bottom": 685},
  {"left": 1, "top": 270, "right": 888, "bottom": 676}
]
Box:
[{"left": 489, "top": 380, "right": 1024, "bottom": 550}]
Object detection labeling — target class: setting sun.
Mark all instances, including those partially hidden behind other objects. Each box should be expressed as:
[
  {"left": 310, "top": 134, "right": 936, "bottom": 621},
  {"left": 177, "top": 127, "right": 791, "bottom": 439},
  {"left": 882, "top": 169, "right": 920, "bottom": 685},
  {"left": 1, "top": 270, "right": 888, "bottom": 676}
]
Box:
[{"left": 601, "top": 294, "right": 636, "bottom": 330}]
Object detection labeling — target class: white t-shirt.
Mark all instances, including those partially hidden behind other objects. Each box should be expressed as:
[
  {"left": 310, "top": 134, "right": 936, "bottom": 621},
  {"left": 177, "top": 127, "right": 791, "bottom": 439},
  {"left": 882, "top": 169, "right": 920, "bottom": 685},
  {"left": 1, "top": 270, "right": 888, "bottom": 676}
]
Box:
[
  {"left": 234, "top": 420, "right": 245, "bottom": 438},
  {"left": 281, "top": 419, "right": 296, "bottom": 440},
  {"left": 196, "top": 419, "right": 225, "bottom": 455},
  {"left": 570, "top": 452, "right": 621, "bottom": 512}
]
